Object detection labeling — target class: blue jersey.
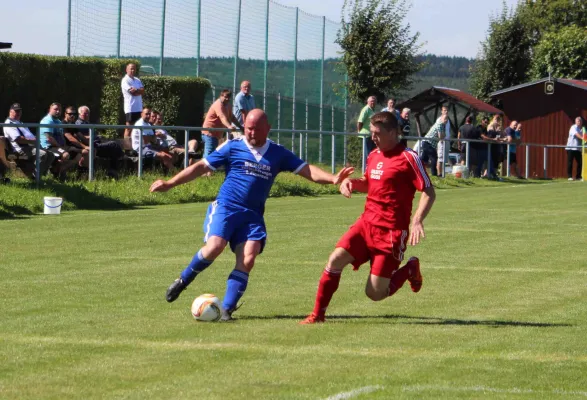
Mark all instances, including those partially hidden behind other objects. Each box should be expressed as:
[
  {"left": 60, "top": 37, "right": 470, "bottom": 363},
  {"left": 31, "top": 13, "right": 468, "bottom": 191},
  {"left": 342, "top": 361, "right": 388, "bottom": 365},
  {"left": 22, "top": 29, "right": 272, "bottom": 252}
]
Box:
[{"left": 203, "top": 138, "right": 306, "bottom": 214}]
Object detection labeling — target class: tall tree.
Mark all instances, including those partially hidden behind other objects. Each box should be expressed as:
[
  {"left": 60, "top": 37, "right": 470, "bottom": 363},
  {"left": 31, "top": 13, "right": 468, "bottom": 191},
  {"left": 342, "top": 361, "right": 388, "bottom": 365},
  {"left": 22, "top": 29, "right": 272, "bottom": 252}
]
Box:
[
  {"left": 337, "top": 0, "right": 422, "bottom": 104},
  {"left": 469, "top": 3, "right": 532, "bottom": 102},
  {"left": 530, "top": 26, "right": 587, "bottom": 80}
]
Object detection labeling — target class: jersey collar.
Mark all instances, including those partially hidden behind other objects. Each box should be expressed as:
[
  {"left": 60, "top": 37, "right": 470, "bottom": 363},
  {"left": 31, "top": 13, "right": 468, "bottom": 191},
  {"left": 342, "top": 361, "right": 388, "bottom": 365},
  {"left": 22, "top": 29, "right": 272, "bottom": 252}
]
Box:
[{"left": 244, "top": 138, "right": 270, "bottom": 162}]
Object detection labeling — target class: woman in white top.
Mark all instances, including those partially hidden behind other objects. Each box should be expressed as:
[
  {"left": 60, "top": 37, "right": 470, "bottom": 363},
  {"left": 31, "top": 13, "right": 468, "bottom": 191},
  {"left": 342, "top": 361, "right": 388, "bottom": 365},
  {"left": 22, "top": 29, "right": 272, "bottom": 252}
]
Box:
[{"left": 566, "top": 117, "right": 584, "bottom": 181}]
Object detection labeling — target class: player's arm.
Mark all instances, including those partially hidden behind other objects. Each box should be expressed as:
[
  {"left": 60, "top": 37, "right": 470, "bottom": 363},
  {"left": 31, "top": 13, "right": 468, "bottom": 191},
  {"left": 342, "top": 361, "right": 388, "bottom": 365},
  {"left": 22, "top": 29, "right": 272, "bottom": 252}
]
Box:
[
  {"left": 297, "top": 164, "right": 354, "bottom": 185},
  {"left": 409, "top": 186, "right": 436, "bottom": 246},
  {"left": 340, "top": 177, "right": 368, "bottom": 198},
  {"left": 149, "top": 159, "right": 212, "bottom": 192}
]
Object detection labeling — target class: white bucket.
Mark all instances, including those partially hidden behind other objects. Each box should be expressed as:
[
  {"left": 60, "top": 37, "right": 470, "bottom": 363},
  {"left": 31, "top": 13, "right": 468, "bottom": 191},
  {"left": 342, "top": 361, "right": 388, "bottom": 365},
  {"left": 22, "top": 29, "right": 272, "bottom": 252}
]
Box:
[
  {"left": 452, "top": 165, "right": 469, "bottom": 179},
  {"left": 44, "top": 197, "right": 63, "bottom": 215}
]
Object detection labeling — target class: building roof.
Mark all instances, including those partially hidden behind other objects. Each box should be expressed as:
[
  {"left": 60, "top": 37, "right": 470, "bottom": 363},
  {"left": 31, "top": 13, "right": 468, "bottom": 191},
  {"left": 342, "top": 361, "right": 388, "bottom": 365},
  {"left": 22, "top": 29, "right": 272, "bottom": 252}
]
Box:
[
  {"left": 0, "top": 42, "right": 12, "bottom": 49},
  {"left": 490, "top": 77, "right": 587, "bottom": 97},
  {"left": 397, "top": 86, "right": 503, "bottom": 115}
]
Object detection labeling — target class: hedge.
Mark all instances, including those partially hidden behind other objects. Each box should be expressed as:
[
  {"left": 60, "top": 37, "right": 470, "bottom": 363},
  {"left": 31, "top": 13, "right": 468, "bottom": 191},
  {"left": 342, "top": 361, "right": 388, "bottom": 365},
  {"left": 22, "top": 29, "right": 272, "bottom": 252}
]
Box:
[{"left": 0, "top": 53, "right": 210, "bottom": 141}]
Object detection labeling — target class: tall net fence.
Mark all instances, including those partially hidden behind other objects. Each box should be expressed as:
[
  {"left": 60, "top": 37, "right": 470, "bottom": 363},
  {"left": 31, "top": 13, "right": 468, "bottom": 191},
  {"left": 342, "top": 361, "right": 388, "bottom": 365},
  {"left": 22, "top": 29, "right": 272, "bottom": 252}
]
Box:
[{"left": 69, "top": 0, "right": 348, "bottom": 162}]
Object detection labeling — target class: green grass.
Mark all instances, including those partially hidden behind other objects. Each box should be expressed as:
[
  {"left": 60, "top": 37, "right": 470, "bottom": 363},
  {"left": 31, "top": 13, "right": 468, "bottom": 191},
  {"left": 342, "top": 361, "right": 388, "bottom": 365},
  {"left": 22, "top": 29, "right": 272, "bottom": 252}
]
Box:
[{"left": 1, "top": 181, "right": 586, "bottom": 399}]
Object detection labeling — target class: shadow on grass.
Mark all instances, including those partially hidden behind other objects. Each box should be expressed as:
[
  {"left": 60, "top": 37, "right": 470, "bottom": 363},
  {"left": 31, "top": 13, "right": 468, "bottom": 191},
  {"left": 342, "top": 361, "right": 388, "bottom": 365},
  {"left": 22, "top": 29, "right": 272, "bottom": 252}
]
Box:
[
  {"left": 0, "top": 203, "right": 34, "bottom": 220},
  {"left": 240, "top": 314, "right": 572, "bottom": 327}
]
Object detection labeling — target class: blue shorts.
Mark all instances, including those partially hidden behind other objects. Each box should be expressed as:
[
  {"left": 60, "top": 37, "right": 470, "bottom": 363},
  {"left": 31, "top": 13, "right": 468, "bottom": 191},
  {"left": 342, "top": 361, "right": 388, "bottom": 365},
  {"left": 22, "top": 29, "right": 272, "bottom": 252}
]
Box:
[{"left": 203, "top": 201, "right": 266, "bottom": 253}]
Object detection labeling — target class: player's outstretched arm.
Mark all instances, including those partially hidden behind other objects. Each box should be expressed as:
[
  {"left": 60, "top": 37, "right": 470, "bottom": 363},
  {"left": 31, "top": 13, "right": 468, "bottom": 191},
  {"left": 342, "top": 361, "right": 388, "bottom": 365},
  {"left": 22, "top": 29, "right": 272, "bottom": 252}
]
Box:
[
  {"left": 149, "top": 159, "right": 212, "bottom": 193},
  {"left": 339, "top": 177, "right": 368, "bottom": 198},
  {"left": 297, "top": 164, "right": 354, "bottom": 185},
  {"left": 409, "top": 186, "right": 436, "bottom": 246}
]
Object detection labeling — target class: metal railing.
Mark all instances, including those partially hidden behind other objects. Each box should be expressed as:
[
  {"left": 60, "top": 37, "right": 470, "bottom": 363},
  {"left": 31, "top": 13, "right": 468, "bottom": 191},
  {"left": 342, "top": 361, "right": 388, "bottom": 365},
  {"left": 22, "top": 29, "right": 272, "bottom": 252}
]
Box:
[{"left": 1, "top": 122, "right": 584, "bottom": 185}]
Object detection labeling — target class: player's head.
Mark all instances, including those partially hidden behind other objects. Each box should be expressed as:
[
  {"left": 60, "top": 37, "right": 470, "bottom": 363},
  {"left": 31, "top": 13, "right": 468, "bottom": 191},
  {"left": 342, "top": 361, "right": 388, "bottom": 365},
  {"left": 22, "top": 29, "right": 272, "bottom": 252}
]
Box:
[
  {"left": 369, "top": 111, "right": 400, "bottom": 151},
  {"left": 245, "top": 109, "right": 271, "bottom": 147}
]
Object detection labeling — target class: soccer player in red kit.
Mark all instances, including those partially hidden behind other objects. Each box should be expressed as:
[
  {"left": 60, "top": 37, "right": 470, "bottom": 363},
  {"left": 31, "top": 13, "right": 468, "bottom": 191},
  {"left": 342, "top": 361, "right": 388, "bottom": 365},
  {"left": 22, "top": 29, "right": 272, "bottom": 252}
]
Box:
[{"left": 301, "top": 111, "right": 436, "bottom": 324}]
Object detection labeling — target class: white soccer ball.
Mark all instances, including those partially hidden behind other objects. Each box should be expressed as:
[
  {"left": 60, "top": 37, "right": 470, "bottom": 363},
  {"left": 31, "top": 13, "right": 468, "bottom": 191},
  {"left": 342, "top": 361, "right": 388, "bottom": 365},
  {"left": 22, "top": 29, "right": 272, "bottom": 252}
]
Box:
[{"left": 191, "top": 294, "right": 222, "bottom": 322}]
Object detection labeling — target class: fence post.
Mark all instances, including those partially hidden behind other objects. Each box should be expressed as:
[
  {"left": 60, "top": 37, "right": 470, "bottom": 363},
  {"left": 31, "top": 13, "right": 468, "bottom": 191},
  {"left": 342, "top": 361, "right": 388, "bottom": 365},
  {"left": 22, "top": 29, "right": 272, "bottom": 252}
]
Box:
[
  {"left": 159, "top": 0, "right": 167, "bottom": 76},
  {"left": 506, "top": 144, "right": 511, "bottom": 177},
  {"left": 184, "top": 130, "right": 190, "bottom": 169},
  {"left": 465, "top": 141, "right": 470, "bottom": 172},
  {"left": 35, "top": 129, "right": 41, "bottom": 187},
  {"left": 233, "top": 0, "right": 242, "bottom": 94},
  {"left": 116, "top": 0, "right": 122, "bottom": 58},
  {"left": 277, "top": 93, "right": 281, "bottom": 145},
  {"left": 487, "top": 143, "right": 492, "bottom": 178},
  {"left": 543, "top": 146, "right": 548, "bottom": 179},
  {"left": 292, "top": 7, "right": 299, "bottom": 154},
  {"left": 319, "top": 16, "right": 325, "bottom": 164},
  {"left": 196, "top": 0, "right": 201, "bottom": 76},
  {"left": 331, "top": 105, "right": 335, "bottom": 173},
  {"left": 305, "top": 98, "right": 308, "bottom": 160},
  {"left": 441, "top": 138, "right": 446, "bottom": 178},
  {"left": 343, "top": 73, "right": 348, "bottom": 166},
  {"left": 138, "top": 128, "right": 143, "bottom": 178},
  {"left": 89, "top": 128, "right": 95, "bottom": 181},
  {"left": 263, "top": 0, "right": 269, "bottom": 110},
  {"left": 361, "top": 136, "right": 366, "bottom": 175},
  {"left": 67, "top": 0, "right": 72, "bottom": 56},
  {"left": 525, "top": 145, "right": 530, "bottom": 179}
]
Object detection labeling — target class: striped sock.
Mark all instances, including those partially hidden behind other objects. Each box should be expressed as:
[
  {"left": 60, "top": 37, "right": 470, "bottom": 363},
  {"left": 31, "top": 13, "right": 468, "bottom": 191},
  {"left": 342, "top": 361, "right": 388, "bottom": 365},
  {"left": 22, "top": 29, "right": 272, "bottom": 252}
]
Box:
[
  {"left": 312, "top": 267, "right": 342, "bottom": 317},
  {"left": 180, "top": 249, "right": 213, "bottom": 285}
]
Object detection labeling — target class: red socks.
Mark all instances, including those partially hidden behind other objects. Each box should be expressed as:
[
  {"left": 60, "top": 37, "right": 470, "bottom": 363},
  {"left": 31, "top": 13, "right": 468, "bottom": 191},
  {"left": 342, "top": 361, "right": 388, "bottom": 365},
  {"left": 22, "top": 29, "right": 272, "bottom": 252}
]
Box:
[
  {"left": 388, "top": 264, "right": 411, "bottom": 296},
  {"left": 312, "top": 268, "right": 342, "bottom": 317}
]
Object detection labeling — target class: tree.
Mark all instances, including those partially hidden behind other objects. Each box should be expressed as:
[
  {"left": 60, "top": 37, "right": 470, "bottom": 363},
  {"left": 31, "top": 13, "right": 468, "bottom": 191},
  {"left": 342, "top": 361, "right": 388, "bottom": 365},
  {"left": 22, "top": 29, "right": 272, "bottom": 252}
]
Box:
[
  {"left": 469, "top": 3, "right": 532, "bottom": 102},
  {"left": 337, "top": 0, "right": 422, "bottom": 104},
  {"left": 530, "top": 26, "right": 587, "bottom": 80}
]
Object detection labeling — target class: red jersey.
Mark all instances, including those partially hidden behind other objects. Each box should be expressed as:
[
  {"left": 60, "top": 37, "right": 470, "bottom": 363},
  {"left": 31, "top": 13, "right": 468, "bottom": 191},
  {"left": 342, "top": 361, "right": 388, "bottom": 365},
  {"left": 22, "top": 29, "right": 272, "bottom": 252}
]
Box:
[{"left": 359, "top": 144, "right": 431, "bottom": 230}]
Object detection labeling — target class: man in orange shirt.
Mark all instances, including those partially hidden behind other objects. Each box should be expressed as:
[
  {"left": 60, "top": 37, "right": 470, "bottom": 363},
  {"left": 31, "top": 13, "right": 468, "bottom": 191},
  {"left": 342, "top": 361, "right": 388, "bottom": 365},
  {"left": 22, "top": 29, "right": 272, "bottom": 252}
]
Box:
[{"left": 202, "top": 90, "right": 243, "bottom": 158}]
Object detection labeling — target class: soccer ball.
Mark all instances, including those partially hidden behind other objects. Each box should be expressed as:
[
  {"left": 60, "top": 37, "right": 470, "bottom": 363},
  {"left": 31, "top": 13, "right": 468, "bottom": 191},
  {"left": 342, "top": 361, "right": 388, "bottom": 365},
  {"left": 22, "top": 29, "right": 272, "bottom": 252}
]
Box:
[{"left": 191, "top": 294, "right": 222, "bottom": 322}]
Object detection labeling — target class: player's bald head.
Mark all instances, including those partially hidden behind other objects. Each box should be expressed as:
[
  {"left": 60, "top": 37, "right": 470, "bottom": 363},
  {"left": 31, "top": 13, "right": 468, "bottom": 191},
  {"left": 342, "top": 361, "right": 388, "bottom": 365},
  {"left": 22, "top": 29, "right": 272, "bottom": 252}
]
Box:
[{"left": 244, "top": 109, "right": 271, "bottom": 146}]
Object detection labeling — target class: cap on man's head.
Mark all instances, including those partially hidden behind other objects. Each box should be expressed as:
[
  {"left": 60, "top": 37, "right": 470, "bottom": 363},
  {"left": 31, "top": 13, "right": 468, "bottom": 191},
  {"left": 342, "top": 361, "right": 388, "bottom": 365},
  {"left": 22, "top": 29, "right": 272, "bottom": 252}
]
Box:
[{"left": 10, "top": 103, "right": 22, "bottom": 111}]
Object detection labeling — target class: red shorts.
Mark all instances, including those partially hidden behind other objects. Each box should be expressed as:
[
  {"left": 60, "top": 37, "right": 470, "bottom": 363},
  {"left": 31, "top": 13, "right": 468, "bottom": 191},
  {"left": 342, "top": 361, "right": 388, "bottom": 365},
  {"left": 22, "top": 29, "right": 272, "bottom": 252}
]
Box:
[{"left": 336, "top": 217, "right": 408, "bottom": 279}]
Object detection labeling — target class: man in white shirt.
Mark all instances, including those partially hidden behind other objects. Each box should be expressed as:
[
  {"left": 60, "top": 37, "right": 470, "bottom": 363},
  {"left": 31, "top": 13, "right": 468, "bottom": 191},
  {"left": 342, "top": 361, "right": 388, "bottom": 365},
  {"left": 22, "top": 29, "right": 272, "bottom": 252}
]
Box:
[
  {"left": 150, "top": 110, "right": 198, "bottom": 166},
  {"left": 566, "top": 116, "right": 584, "bottom": 181},
  {"left": 2, "top": 103, "right": 55, "bottom": 178},
  {"left": 131, "top": 107, "right": 173, "bottom": 169},
  {"left": 121, "top": 63, "right": 145, "bottom": 139}
]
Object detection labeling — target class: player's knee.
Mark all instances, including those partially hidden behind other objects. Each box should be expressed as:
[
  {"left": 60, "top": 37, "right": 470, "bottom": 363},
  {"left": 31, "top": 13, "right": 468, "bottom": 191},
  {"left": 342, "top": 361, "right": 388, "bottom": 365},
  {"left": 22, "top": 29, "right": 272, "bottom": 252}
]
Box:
[
  {"left": 203, "top": 238, "right": 227, "bottom": 259},
  {"left": 327, "top": 249, "right": 350, "bottom": 271},
  {"left": 365, "top": 287, "right": 387, "bottom": 301}
]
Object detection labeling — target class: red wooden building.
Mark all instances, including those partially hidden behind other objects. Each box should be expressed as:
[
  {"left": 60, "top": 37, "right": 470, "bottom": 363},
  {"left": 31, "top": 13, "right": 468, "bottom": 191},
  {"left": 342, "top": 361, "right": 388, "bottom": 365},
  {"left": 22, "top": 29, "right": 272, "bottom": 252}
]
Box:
[{"left": 490, "top": 78, "right": 587, "bottom": 178}]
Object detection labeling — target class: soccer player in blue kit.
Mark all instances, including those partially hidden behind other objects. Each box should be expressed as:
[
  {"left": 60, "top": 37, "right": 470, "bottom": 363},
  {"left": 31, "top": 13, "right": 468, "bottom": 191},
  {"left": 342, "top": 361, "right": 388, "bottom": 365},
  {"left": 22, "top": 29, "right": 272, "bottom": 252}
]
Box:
[{"left": 150, "top": 109, "right": 354, "bottom": 321}]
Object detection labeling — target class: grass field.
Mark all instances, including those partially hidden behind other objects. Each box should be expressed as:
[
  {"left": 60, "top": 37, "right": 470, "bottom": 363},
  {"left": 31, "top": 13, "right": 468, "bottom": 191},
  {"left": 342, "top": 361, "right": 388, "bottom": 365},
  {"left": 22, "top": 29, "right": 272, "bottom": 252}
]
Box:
[{"left": 1, "top": 181, "right": 586, "bottom": 399}]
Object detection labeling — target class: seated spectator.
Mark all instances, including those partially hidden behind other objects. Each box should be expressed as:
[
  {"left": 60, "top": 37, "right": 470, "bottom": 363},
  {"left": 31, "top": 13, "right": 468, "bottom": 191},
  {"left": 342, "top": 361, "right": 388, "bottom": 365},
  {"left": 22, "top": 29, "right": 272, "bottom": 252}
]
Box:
[
  {"left": 151, "top": 111, "right": 198, "bottom": 166},
  {"left": 40, "top": 103, "right": 80, "bottom": 179},
  {"left": 3, "top": 103, "right": 55, "bottom": 179},
  {"left": 203, "top": 90, "right": 243, "bottom": 158},
  {"left": 131, "top": 107, "right": 173, "bottom": 170},
  {"left": 72, "top": 105, "right": 123, "bottom": 178}
]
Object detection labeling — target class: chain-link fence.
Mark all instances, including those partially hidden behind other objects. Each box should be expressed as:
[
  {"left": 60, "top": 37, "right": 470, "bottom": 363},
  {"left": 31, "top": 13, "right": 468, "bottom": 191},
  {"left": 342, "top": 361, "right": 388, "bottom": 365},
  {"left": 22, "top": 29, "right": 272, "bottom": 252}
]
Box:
[{"left": 68, "top": 0, "right": 348, "bottom": 161}]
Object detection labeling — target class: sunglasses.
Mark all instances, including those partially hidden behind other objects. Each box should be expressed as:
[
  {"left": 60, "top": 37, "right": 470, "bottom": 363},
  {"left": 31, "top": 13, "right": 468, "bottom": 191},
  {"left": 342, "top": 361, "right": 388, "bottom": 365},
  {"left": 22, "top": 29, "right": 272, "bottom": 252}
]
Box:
[{"left": 66, "top": 112, "right": 78, "bottom": 116}]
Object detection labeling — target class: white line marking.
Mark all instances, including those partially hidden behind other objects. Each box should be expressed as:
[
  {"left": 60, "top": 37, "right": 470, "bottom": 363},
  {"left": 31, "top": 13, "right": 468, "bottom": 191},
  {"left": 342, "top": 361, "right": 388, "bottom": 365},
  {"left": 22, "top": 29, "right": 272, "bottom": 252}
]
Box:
[
  {"left": 402, "top": 384, "right": 587, "bottom": 397},
  {"left": 324, "top": 385, "right": 384, "bottom": 400}
]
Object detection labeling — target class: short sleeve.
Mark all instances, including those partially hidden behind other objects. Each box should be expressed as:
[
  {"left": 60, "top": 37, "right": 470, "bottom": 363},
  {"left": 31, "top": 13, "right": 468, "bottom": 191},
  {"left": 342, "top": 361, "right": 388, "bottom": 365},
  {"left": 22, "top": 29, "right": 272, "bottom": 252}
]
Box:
[
  {"left": 39, "top": 117, "right": 52, "bottom": 136},
  {"left": 358, "top": 107, "right": 367, "bottom": 124},
  {"left": 121, "top": 77, "right": 131, "bottom": 91},
  {"left": 3, "top": 125, "right": 20, "bottom": 141},
  {"left": 404, "top": 150, "right": 431, "bottom": 192},
  {"left": 236, "top": 95, "right": 247, "bottom": 111},
  {"left": 279, "top": 147, "right": 306, "bottom": 174},
  {"left": 203, "top": 140, "right": 232, "bottom": 171}
]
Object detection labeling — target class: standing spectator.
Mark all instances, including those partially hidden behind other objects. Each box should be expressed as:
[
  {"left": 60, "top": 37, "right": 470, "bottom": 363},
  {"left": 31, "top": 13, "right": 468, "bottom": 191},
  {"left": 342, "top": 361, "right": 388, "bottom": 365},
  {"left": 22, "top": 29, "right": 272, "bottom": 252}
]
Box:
[
  {"left": 121, "top": 63, "right": 145, "bottom": 139},
  {"left": 151, "top": 111, "right": 198, "bottom": 166},
  {"left": 458, "top": 116, "right": 476, "bottom": 166},
  {"left": 485, "top": 114, "right": 504, "bottom": 179},
  {"left": 40, "top": 103, "right": 79, "bottom": 179},
  {"left": 381, "top": 98, "right": 400, "bottom": 120},
  {"left": 505, "top": 120, "right": 523, "bottom": 178},
  {"left": 202, "top": 90, "right": 243, "bottom": 158},
  {"left": 474, "top": 116, "right": 491, "bottom": 178},
  {"left": 358, "top": 96, "right": 377, "bottom": 155},
  {"left": 437, "top": 105, "right": 453, "bottom": 164},
  {"left": 420, "top": 114, "right": 447, "bottom": 177},
  {"left": 566, "top": 117, "right": 583, "bottom": 181},
  {"left": 73, "top": 105, "right": 124, "bottom": 178},
  {"left": 132, "top": 107, "right": 174, "bottom": 170},
  {"left": 2, "top": 103, "right": 55, "bottom": 178},
  {"left": 398, "top": 107, "right": 410, "bottom": 147},
  {"left": 232, "top": 81, "right": 255, "bottom": 138}
]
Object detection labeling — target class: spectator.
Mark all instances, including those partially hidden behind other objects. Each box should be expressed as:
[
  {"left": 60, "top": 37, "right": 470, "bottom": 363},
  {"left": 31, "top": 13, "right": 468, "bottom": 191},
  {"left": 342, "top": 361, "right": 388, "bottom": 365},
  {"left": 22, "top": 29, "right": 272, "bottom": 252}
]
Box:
[
  {"left": 40, "top": 103, "right": 80, "bottom": 179},
  {"left": 505, "top": 120, "right": 523, "bottom": 178},
  {"left": 62, "top": 106, "right": 88, "bottom": 163},
  {"left": 420, "top": 114, "right": 447, "bottom": 177},
  {"left": 474, "top": 116, "right": 491, "bottom": 178},
  {"left": 73, "top": 105, "right": 124, "bottom": 178},
  {"left": 358, "top": 96, "right": 377, "bottom": 155},
  {"left": 232, "top": 80, "right": 255, "bottom": 138},
  {"left": 485, "top": 114, "right": 504, "bottom": 179},
  {"left": 151, "top": 110, "right": 198, "bottom": 166},
  {"left": 0, "top": 136, "right": 8, "bottom": 184},
  {"left": 131, "top": 107, "right": 173, "bottom": 170},
  {"left": 381, "top": 98, "right": 401, "bottom": 120},
  {"left": 566, "top": 116, "right": 583, "bottom": 181},
  {"left": 121, "top": 63, "right": 145, "bottom": 139},
  {"left": 437, "top": 105, "right": 454, "bottom": 164},
  {"left": 458, "top": 115, "right": 476, "bottom": 166},
  {"left": 202, "top": 90, "right": 243, "bottom": 158},
  {"left": 2, "top": 103, "right": 54, "bottom": 179},
  {"left": 398, "top": 107, "right": 410, "bottom": 147}
]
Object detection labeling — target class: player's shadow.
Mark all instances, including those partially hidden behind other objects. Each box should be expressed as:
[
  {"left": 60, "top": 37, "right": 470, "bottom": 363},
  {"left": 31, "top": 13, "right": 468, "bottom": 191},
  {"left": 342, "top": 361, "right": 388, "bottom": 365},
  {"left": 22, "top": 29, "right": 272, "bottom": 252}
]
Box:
[{"left": 241, "top": 314, "right": 572, "bottom": 328}]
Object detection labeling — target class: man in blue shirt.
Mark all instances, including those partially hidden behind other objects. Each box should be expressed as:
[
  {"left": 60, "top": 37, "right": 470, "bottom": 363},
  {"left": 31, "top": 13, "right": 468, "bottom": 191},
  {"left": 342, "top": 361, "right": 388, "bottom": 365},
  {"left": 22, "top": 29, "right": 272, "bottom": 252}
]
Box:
[
  {"left": 150, "top": 109, "right": 354, "bottom": 320},
  {"left": 40, "top": 102, "right": 80, "bottom": 179},
  {"left": 232, "top": 80, "right": 255, "bottom": 137},
  {"left": 505, "top": 120, "right": 522, "bottom": 178}
]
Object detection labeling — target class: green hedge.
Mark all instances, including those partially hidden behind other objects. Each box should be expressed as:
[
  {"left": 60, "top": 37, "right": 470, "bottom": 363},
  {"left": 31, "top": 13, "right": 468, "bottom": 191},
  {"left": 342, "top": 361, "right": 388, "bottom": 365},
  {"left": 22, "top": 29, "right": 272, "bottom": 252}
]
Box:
[{"left": 0, "top": 54, "right": 210, "bottom": 141}]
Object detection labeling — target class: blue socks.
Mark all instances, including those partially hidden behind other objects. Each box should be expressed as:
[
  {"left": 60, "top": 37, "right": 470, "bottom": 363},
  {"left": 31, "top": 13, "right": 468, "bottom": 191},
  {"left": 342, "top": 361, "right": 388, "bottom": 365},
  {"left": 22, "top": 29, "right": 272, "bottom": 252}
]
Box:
[
  {"left": 180, "top": 250, "right": 213, "bottom": 285},
  {"left": 222, "top": 270, "right": 249, "bottom": 311}
]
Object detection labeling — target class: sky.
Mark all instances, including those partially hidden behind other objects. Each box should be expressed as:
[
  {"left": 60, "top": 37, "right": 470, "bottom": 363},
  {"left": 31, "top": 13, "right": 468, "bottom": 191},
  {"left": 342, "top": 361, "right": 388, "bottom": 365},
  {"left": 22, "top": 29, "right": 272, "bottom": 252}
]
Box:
[{"left": 1, "top": 0, "right": 519, "bottom": 59}]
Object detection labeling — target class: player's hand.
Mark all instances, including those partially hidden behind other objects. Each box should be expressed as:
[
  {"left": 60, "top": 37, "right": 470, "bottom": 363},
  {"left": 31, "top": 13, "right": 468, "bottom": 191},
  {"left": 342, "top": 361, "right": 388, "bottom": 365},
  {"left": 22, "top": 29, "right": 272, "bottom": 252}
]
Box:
[
  {"left": 333, "top": 167, "right": 354, "bottom": 185},
  {"left": 340, "top": 178, "right": 353, "bottom": 198},
  {"left": 409, "top": 220, "right": 425, "bottom": 246},
  {"left": 150, "top": 180, "right": 171, "bottom": 193}
]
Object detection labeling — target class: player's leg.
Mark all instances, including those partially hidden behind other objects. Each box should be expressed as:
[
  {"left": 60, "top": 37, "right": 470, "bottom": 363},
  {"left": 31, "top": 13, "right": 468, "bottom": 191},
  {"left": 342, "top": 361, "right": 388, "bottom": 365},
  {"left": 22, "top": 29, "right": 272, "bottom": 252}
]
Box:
[{"left": 220, "top": 240, "right": 263, "bottom": 321}]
